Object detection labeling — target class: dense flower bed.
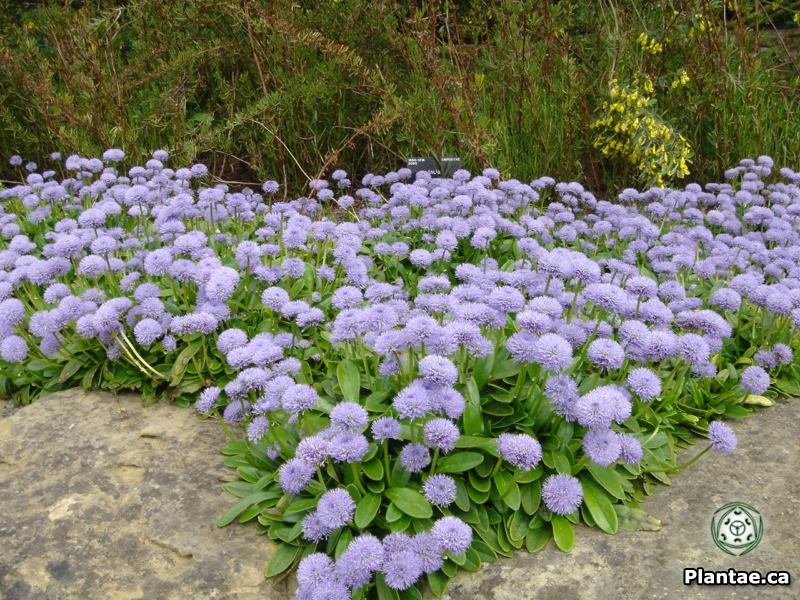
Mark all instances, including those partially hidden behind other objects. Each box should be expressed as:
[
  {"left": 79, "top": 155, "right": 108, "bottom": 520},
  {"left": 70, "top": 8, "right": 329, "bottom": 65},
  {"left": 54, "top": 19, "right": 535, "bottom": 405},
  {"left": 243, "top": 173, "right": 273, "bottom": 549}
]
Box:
[{"left": 2, "top": 151, "right": 800, "bottom": 599}]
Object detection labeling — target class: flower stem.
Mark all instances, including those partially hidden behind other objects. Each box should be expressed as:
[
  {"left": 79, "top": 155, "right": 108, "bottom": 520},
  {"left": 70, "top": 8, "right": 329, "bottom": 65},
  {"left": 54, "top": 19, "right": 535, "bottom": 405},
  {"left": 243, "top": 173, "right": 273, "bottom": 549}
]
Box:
[
  {"left": 350, "top": 462, "right": 367, "bottom": 495},
  {"left": 429, "top": 448, "right": 440, "bottom": 476},
  {"left": 640, "top": 445, "right": 711, "bottom": 474}
]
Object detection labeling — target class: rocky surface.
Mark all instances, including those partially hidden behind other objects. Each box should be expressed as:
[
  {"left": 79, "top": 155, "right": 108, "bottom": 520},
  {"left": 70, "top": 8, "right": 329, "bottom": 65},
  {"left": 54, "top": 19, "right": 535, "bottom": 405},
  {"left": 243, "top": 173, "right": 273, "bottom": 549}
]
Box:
[
  {"left": 0, "top": 389, "right": 797, "bottom": 599},
  {"left": 439, "top": 397, "right": 800, "bottom": 600},
  {"left": 0, "top": 388, "right": 284, "bottom": 600}
]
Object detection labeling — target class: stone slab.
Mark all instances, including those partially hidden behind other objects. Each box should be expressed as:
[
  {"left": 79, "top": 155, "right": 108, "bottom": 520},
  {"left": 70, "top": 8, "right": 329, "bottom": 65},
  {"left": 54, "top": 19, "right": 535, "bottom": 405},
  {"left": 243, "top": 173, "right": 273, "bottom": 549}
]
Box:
[
  {"left": 1, "top": 389, "right": 798, "bottom": 599},
  {"left": 0, "top": 388, "right": 286, "bottom": 600}
]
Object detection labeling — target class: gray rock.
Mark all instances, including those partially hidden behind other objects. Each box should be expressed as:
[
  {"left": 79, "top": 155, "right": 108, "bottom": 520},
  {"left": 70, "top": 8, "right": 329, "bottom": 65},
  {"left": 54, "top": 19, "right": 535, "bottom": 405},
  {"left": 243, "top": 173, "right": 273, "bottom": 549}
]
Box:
[
  {"left": 0, "top": 388, "right": 285, "bottom": 600},
  {"left": 437, "top": 398, "right": 800, "bottom": 599},
  {"left": 1, "top": 389, "right": 798, "bottom": 599}
]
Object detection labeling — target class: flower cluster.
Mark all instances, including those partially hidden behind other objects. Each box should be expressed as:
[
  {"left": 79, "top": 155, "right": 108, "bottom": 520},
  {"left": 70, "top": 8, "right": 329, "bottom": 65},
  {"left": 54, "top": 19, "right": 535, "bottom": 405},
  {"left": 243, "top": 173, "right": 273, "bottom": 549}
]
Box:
[
  {"left": 0, "top": 149, "right": 793, "bottom": 598},
  {"left": 296, "top": 514, "right": 471, "bottom": 595}
]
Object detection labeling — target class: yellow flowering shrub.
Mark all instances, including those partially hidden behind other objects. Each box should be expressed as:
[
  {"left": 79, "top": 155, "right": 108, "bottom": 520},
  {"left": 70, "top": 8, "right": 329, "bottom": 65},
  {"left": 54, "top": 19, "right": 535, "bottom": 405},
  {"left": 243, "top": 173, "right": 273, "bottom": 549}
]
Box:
[{"left": 590, "top": 78, "right": 693, "bottom": 187}]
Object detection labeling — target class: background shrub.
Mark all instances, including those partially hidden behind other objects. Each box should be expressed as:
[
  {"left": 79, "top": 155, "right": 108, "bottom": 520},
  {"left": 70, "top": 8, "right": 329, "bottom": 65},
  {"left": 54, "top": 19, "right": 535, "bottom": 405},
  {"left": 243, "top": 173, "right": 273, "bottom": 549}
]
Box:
[{"left": 1, "top": 0, "right": 799, "bottom": 193}]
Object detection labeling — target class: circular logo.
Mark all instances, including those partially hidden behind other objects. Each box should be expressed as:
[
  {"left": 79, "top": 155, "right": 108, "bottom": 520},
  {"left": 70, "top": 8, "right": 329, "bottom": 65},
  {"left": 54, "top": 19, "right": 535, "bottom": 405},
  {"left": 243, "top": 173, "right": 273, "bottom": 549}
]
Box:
[{"left": 711, "top": 502, "right": 763, "bottom": 556}]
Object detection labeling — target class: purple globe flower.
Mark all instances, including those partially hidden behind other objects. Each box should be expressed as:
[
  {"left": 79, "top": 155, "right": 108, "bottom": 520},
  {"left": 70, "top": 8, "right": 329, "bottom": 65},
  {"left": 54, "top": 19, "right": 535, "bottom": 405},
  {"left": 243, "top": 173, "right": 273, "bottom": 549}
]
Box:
[
  {"left": 133, "top": 318, "right": 162, "bottom": 346},
  {"left": 422, "top": 418, "right": 460, "bottom": 452},
  {"left": 371, "top": 416, "right": 402, "bottom": 441},
  {"left": 430, "top": 516, "right": 472, "bottom": 555},
  {"left": 531, "top": 333, "right": 573, "bottom": 372},
  {"left": 587, "top": 339, "right": 625, "bottom": 370},
  {"left": 217, "top": 328, "right": 249, "bottom": 355},
  {"left": 334, "top": 533, "right": 384, "bottom": 588},
  {"left": 0, "top": 335, "right": 28, "bottom": 363},
  {"left": 497, "top": 433, "right": 542, "bottom": 470},
  {"left": 296, "top": 553, "right": 334, "bottom": 589},
  {"left": 278, "top": 458, "right": 315, "bottom": 494},
  {"left": 740, "top": 366, "right": 770, "bottom": 395},
  {"left": 206, "top": 266, "right": 240, "bottom": 302},
  {"left": 282, "top": 384, "right": 319, "bottom": 414},
  {"left": 708, "top": 421, "right": 737, "bottom": 454},
  {"left": 541, "top": 473, "right": 583, "bottom": 515},
  {"left": 382, "top": 532, "right": 413, "bottom": 556},
  {"left": 381, "top": 550, "right": 422, "bottom": 590},
  {"left": 422, "top": 474, "right": 457, "bottom": 507},
  {"left": 328, "top": 431, "right": 369, "bottom": 463},
  {"left": 412, "top": 532, "right": 444, "bottom": 574},
  {"left": 574, "top": 386, "right": 619, "bottom": 429},
  {"left": 399, "top": 442, "right": 431, "bottom": 473},
  {"left": 295, "top": 436, "right": 330, "bottom": 467},
  {"left": 393, "top": 380, "right": 432, "bottom": 420},
  {"left": 331, "top": 286, "right": 363, "bottom": 309},
  {"left": 544, "top": 374, "right": 579, "bottom": 421},
  {"left": 626, "top": 368, "right": 661, "bottom": 402},
  {"left": 261, "top": 287, "right": 290, "bottom": 311},
  {"left": 302, "top": 513, "right": 332, "bottom": 543},
  {"left": 246, "top": 416, "right": 270, "bottom": 443},
  {"left": 418, "top": 355, "right": 459, "bottom": 387},
  {"left": 0, "top": 299, "right": 25, "bottom": 327},
  {"left": 506, "top": 331, "right": 538, "bottom": 363},
  {"left": 582, "top": 428, "right": 622, "bottom": 467},
  {"left": 316, "top": 488, "right": 356, "bottom": 529},
  {"left": 773, "top": 343, "right": 793, "bottom": 365},
  {"left": 617, "top": 433, "right": 644, "bottom": 465},
  {"left": 330, "top": 402, "right": 368, "bottom": 432}
]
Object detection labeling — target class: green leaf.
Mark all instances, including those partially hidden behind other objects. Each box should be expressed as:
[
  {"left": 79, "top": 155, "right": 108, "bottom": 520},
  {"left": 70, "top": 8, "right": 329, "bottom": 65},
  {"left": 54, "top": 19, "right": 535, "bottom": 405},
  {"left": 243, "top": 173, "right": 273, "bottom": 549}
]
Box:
[
  {"left": 614, "top": 505, "right": 662, "bottom": 531},
  {"left": 436, "top": 452, "right": 484, "bottom": 473},
  {"left": 473, "top": 353, "right": 495, "bottom": 389},
  {"left": 455, "top": 436, "right": 495, "bottom": 449},
  {"left": 390, "top": 457, "right": 411, "bottom": 488},
  {"left": 490, "top": 360, "right": 521, "bottom": 382},
  {"left": 335, "top": 528, "right": 353, "bottom": 558},
  {"left": 385, "top": 488, "right": 433, "bottom": 519},
  {"left": 355, "top": 493, "right": 381, "bottom": 528},
  {"left": 468, "top": 470, "right": 491, "bottom": 492},
  {"left": 285, "top": 498, "right": 318, "bottom": 514},
  {"left": 471, "top": 540, "right": 497, "bottom": 563},
  {"left": 453, "top": 476, "right": 471, "bottom": 511},
  {"left": 337, "top": 360, "right": 361, "bottom": 403},
  {"left": 461, "top": 547, "right": 482, "bottom": 571},
  {"left": 743, "top": 394, "right": 773, "bottom": 406},
  {"left": 399, "top": 586, "right": 423, "bottom": 600},
  {"left": 217, "top": 491, "right": 277, "bottom": 527},
  {"left": 549, "top": 450, "right": 572, "bottom": 474},
  {"left": 221, "top": 481, "right": 256, "bottom": 498},
  {"left": 724, "top": 404, "right": 750, "bottom": 418},
  {"left": 517, "top": 465, "right": 543, "bottom": 483},
  {"left": 264, "top": 543, "right": 301, "bottom": 578},
  {"left": 375, "top": 572, "right": 401, "bottom": 600},
  {"left": 363, "top": 457, "right": 384, "bottom": 480},
  {"left": 520, "top": 480, "right": 541, "bottom": 515},
  {"left": 465, "top": 377, "right": 481, "bottom": 407},
  {"left": 551, "top": 515, "right": 575, "bottom": 552},
  {"left": 58, "top": 360, "right": 81, "bottom": 384},
  {"left": 170, "top": 342, "right": 199, "bottom": 385},
  {"left": 493, "top": 471, "right": 520, "bottom": 510},
  {"left": 427, "top": 570, "right": 451, "bottom": 598},
  {"left": 580, "top": 480, "right": 618, "bottom": 534},
  {"left": 507, "top": 509, "right": 528, "bottom": 542},
  {"left": 463, "top": 403, "right": 483, "bottom": 435},
  {"left": 483, "top": 401, "right": 514, "bottom": 416},
  {"left": 585, "top": 462, "right": 626, "bottom": 500},
  {"left": 525, "top": 527, "right": 551, "bottom": 552}
]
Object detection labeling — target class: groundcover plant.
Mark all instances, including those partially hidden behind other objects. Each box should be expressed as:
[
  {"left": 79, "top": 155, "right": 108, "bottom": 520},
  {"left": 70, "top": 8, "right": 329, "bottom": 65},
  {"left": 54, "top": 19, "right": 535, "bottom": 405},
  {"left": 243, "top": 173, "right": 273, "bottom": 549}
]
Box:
[{"left": 1, "top": 151, "right": 799, "bottom": 599}]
